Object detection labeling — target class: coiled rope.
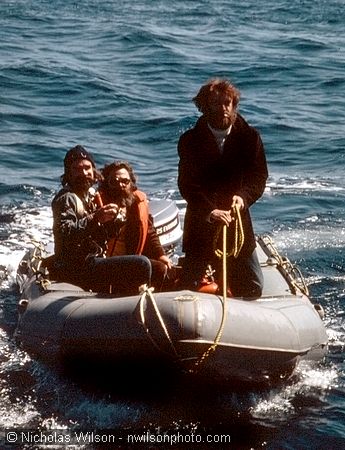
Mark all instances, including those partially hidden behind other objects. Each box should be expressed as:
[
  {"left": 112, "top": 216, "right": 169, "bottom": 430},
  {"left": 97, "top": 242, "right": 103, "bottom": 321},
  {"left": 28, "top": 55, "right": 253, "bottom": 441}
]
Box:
[{"left": 214, "top": 204, "right": 244, "bottom": 259}]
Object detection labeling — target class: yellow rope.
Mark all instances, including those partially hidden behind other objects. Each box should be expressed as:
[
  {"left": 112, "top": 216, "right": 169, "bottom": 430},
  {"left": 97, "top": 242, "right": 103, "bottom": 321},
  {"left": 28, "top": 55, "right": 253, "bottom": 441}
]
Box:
[
  {"left": 138, "top": 284, "right": 179, "bottom": 358},
  {"left": 214, "top": 204, "right": 244, "bottom": 259},
  {"left": 190, "top": 207, "right": 245, "bottom": 373},
  {"left": 190, "top": 225, "right": 228, "bottom": 372},
  {"left": 138, "top": 206, "right": 245, "bottom": 374}
]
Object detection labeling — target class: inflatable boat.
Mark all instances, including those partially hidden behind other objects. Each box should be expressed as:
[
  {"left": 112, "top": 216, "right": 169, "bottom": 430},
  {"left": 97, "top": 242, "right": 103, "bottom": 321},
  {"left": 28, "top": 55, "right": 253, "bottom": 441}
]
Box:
[{"left": 15, "top": 200, "right": 328, "bottom": 384}]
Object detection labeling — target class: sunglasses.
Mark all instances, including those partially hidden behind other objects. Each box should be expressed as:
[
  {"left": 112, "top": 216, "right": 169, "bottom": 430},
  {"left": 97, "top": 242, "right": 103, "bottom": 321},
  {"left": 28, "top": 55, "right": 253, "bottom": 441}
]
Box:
[{"left": 113, "top": 177, "right": 131, "bottom": 186}]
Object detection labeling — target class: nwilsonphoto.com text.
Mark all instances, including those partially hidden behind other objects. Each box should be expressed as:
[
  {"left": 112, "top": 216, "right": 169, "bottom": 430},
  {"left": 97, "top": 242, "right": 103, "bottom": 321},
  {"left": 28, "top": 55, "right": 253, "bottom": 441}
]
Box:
[{"left": 4, "top": 429, "right": 231, "bottom": 446}]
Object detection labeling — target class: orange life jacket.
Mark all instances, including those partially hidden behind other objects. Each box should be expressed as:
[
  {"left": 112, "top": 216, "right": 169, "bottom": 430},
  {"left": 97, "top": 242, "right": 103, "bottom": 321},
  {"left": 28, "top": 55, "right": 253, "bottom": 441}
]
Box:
[{"left": 99, "top": 190, "right": 149, "bottom": 257}]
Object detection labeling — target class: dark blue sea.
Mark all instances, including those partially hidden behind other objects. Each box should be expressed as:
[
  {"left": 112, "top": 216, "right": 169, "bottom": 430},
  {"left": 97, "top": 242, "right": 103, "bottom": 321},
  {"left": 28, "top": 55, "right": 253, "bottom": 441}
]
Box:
[{"left": 1, "top": 0, "right": 344, "bottom": 448}]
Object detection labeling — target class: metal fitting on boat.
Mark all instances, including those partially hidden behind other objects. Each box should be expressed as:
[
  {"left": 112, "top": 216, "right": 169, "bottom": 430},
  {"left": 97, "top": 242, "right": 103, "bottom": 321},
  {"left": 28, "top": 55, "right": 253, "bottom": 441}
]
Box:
[
  {"left": 314, "top": 303, "right": 325, "bottom": 319},
  {"left": 266, "top": 256, "right": 279, "bottom": 266},
  {"left": 18, "top": 299, "right": 29, "bottom": 314},
  {"left": 18, "top": 259, "right": 29, "bottom": 274}
]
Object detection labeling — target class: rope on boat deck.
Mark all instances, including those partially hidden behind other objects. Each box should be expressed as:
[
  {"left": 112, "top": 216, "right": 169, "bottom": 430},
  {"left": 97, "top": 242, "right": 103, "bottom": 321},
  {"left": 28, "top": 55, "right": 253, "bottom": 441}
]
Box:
[
  {"left": 138, "top": 284, "right": 180, "bottom": 358},
  {"left": 29, "top": 240, "right": 51, "bottom": 289},
  {"left": 138, "top": 208, "right": 244, "bottom": 373},
  {"left": 189, "top": 207, "right": 245, "bottom": 372},
  {"left": 189, "top": 224, "right": 229, "bottom": 373},
  {"left": 261, "top": 235, "right": 309, "bottom": 296},
  {"left": 30, "top": 240, "right": 45, "bottom": 274}
]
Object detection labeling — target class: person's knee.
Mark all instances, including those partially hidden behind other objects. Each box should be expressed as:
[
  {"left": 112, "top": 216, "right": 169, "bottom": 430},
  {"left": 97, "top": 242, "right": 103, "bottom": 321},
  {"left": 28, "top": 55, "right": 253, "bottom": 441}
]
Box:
[
  {"left": 150, "top": 259, "right": 168, "bottom": 291},
  {"left": 136, "top": 255, "right": 152, "bottom": 282},
  {"left": 244, "top": 266, "right": 263, "bottom": 298},
  {"left": 228, "top": 252, "right": 264, "bottom": 298},
  {"left": 249, "top": 281, "right": 263, "bottom": 298}
]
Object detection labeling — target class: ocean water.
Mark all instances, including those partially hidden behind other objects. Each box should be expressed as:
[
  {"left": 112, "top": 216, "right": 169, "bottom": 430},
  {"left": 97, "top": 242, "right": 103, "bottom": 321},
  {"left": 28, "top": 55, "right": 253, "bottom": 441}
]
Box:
[{"left": 1, "top": 0, "right": 344, "bottom": 448}]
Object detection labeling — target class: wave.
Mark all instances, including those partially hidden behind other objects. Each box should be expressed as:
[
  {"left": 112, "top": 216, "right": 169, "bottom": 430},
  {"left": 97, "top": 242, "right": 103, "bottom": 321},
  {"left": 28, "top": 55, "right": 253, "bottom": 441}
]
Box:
[{"left": 267, "top": 177, "right": 345, "bottom": 194}]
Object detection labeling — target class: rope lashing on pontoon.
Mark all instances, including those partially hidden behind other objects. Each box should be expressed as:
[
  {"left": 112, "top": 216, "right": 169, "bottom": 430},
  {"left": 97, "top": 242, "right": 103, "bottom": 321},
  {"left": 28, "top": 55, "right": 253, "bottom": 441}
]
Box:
[
  {"left": 191, "top": 207, "right": 246, "bottom": 372},
  {"left": 138, "top": 207, "right": 245, "bottom": 373},
  {"left": 138, "top": 284, "right": 180, "bottom": 358},
  {"left": 189, "top": 225, "right": 228, "bottom": 373},
  {"left": 30, "top": 240, "right": 45, "bottom": 274},
  {"left": 214, "top": 204, "right": 244, "bottom": 259},
  {"left": 261, "top": 235, "right": 309, "bottom": 296},
  {"left": 29, "top": 240, "right": 51, "bottom": 289}
]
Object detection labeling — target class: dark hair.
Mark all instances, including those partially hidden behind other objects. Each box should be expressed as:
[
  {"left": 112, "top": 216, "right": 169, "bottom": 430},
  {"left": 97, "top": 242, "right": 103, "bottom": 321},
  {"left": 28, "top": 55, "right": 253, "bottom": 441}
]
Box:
[
  {"left": 193, "top": 78, "right": 240, "bottom": 113},
  {"left": 101, "top": 161, "right": 137, "bottom": 190}
]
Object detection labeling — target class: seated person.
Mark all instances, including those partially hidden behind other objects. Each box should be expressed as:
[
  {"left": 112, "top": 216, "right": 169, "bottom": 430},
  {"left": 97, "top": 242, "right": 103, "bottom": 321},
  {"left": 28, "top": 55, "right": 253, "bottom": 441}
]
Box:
[
  {"left": 50, "top": 145, "right": 152, "bottom": 295},
  {"left": 98, "top": 161, "right": 172, "bottom": 291}
]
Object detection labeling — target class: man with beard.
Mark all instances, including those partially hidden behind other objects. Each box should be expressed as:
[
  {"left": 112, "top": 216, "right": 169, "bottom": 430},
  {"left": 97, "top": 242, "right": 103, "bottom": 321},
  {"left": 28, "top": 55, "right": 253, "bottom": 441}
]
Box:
[
  {"left": 50, "top": 145, "right": 152, "bottom": 295},
  {"left": 98, "top": 161, "right": 172, "bottom": 291},
  {"left": 178, "top": 78, "right": 268, "bottom": 297}
]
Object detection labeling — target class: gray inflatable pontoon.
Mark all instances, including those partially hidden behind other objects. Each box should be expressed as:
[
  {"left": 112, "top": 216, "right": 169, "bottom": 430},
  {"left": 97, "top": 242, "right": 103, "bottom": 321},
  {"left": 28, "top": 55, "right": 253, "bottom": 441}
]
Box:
[{"left": 15, "top": 201, "right": 328, "bottom": 384}]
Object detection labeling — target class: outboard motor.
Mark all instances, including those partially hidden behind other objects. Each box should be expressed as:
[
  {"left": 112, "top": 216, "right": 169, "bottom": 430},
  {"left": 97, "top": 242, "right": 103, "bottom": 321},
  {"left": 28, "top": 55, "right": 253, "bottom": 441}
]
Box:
[{"left": 149, "top": 199, "right": 183, "bottom": 255}]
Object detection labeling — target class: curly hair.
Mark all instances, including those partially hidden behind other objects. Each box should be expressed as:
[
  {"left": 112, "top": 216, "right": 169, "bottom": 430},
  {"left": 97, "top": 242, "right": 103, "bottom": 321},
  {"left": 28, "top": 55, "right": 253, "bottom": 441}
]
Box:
[
  {"left": 101, "top": 161, "right": 137, "bottom": 190},
  {"left": 193, "top": 78, "right": 240, "bottom": 114}
]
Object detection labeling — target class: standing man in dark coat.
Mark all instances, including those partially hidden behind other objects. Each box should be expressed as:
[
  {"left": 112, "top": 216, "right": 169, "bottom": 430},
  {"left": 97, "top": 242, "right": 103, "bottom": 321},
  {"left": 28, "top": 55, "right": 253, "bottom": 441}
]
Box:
[{"left": 177, "top": 78, "right": 268, "bottom": 297}]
